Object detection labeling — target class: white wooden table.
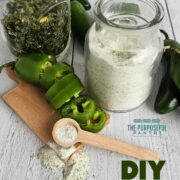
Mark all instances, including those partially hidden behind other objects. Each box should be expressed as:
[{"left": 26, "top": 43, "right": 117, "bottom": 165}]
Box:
[{"left": 0, "top": 0, "right": 179, "bottom": 179}]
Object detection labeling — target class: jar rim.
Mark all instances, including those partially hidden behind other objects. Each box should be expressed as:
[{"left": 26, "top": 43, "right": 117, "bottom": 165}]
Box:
[{"left": 93, "top": 0, "right": 164, "bottom": 30}]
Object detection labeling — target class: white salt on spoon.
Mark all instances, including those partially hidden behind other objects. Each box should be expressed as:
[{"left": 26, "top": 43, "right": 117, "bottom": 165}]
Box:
[
  {"left": 55, "top": 124, "right": 78, "bottom": 146},
  {"left": 52, "top": 118, "right": 160, "bottom": 160}
]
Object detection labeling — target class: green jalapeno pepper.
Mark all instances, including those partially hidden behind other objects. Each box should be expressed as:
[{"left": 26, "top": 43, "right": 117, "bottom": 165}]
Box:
[
  {"left": 71, "top": 0, "right": 91, "bottom": 10},
  {"left": 81, "top": 107, "right": 107, "bottom": 133},
  {"left": 163, "top": 38, "right": 180, "bottom": 91},
  {"left": 169, "top": 49, "right": 180, "bottom": 91},
  {"left": 71, "top": 0, "right": 93, "bottom": 41},
  {"left": 15, "top": 54, "right": 57, "bottom": 85},
  {"left": 165, "top": 39, "right": 180, "bottom": 51},
  {"left": 40, "top": 62, "right": 74, "bottom": 90},
  {"left": 155, "top": 74, "right": 179, "bottom": 114},
  {"left": 155, "top": 51, "right": 180, "bottom": 114},
  {"left": 163, "top": 37, "right": 180, "bottom": 91},
  {"left": 60, "top": 96, "right": 96, "bottom": 124},
  {"left": 45, "top": 73, "right": 84, "bottom": 109}
]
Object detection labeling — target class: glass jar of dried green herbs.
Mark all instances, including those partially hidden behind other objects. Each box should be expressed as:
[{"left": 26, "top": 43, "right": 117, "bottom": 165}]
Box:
[{"left": 1, "top": 0, "right": 71, "bottom": 59}]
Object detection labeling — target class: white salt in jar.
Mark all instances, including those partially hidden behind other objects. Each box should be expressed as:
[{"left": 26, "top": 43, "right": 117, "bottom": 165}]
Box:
[{"left": 85, "top": 0, "right": 164, "bottom": 112}]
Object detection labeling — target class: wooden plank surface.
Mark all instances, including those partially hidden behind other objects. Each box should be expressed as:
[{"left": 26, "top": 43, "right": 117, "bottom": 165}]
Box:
[
  {"left": 165, "top": 0, "right": 180, "bottom": 41},
  {"left": 73, "top": 1, "right": 180, "bottom": 179},
  {"left": 0, "top": 0, "right": 179, "bottom": 180}
]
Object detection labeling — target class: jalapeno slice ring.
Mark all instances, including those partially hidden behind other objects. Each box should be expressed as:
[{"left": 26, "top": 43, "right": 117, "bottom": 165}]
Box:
[
  {"left": 81, "top": 107, "right": 107, "bottom": 133},
  {"left": 60, "top": 96, "right": 96, "bottom": 124}
]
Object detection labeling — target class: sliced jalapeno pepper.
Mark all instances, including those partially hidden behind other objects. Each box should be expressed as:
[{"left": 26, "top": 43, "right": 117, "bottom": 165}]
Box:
[
  {"left": 40, "top": 62, "right": 74, "bottom": 90},
  {"left": 45, "top": 73, "right": 84, "bottom": 109},
  {"left": 60, "top": 96, "right": 96, "bottom": 124},
  {"left": 81, "top": 107, "right": 107, "bottom": 133},
  {"left": 15, "top": 54, "right": 57, "bottom": 85}
]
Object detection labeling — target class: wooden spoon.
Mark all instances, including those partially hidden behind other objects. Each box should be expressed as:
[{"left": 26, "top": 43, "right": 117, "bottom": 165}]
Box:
[{"left": 52, "top": 118, "right": 160, "bottom": 161}]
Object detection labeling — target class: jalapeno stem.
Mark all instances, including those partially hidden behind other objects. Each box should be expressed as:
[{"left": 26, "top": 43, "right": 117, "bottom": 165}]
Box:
[
  {"left": 160, "top": 29, "right": 169, "bottom": 40},
  {"left": 0, "top": 61, "right": 16, "bottom": 73}
]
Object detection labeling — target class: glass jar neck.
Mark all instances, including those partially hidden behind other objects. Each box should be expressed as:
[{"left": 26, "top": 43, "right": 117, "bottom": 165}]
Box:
[{"left": 94, "top": 0, "right": 164, "bottom": 31}]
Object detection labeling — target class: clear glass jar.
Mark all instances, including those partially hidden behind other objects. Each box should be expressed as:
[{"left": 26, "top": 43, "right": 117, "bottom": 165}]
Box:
[
  {"left": 0, "top": 0, "right": 71, "bottom": 61},
  {"left": 85, "top": 0, "right": 164, "bottom": 112}
]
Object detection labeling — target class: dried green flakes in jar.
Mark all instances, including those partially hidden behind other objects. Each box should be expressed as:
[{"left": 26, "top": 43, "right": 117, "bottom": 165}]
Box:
[{"left": 3, "top": 0, "right": 70, "bottom": 56}]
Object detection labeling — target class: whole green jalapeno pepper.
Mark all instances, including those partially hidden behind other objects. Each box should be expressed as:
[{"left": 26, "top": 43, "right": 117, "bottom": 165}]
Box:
[
  {"left": 71, "top": 0, "right": 93, "bottom": 41},
  {"left": 155, "top": 51, "right": 180, "bottom": 114},
  {"left": 40, "top": 62, "right": 74, "bottom": 90},
  {"left": 165, "top": 39, "right": 180, "bottom": 52},
  {"left": 71, "top": 0, "right": 91, "bottom": 10},
  {"left": 60, "top": 96, "right": 96, "bottom": 124},
  {"left": 81, "top": 107, "right": 107, "bottom": 133},
  {"left": 15, "top": 54, "right": 57, "bottom": 85},
  {"left": 169, "top": 49, "right": 180, "bottom": 91},
  {"left": 161, "top": 34, "right": 180, "bottom": 91},
  {"left": 45, "top": 73, "right": 84, "bottom": 109},
  {"left": 155, "top": 74, "right": 179, "bottom": 114}
]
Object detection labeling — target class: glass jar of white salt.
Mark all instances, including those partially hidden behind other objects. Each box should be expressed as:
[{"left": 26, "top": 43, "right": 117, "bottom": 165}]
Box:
[{"left": 85, "top": 0, "right": 164, "bottom": 112}]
